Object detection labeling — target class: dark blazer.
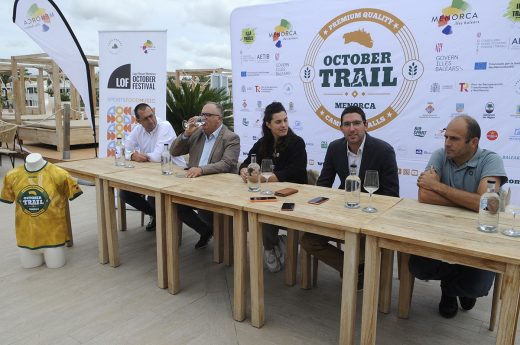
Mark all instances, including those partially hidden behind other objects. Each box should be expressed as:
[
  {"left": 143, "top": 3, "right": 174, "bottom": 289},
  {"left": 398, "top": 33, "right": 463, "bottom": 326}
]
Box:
[
  {"left": 317, "top": 133, "right": 399, "bottom": 197},
  {"left": 239, "top": 133, "right": 308, "bottom": 184},
  {"left": 170, "top": 125, "right": 240, "bottom": 175}
]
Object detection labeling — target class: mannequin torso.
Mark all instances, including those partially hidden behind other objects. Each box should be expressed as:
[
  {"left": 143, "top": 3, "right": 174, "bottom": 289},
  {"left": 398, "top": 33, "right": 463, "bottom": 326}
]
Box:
[{"left": 25, "top": 153, "right": 47, "bottom": 172}]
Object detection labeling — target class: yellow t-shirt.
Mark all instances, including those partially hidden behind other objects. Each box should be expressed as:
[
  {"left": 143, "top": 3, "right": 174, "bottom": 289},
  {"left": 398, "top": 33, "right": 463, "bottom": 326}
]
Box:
[{"left": 1, "top": 162, "right": 83, "bottom": 249}]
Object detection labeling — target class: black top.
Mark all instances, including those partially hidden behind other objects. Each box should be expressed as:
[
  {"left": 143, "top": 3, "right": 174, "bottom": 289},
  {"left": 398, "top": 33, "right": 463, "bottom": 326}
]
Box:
[
  {"left": 239, "top": 134, "right": 308, "bottom": 184},
  {"left": 317, "top": 133, "right": 399, "bottom": 197}
]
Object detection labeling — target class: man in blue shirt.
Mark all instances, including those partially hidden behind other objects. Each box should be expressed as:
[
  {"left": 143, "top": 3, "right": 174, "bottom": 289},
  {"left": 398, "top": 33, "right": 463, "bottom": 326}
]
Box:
[{"left": 411, "top": 115, "right": 508, "bottom": 318}]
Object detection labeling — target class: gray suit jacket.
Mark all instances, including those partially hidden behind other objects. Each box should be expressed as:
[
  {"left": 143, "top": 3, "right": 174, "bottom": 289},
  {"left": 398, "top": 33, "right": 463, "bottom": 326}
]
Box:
[{"left": 170, "top": 125, "right": 240, "bottom": 175}]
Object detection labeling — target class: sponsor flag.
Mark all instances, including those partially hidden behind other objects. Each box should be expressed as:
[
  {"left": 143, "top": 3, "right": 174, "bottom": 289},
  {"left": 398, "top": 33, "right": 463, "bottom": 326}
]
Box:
[{"left": 13, "top": 0, "right": 96, "bottom": 146}]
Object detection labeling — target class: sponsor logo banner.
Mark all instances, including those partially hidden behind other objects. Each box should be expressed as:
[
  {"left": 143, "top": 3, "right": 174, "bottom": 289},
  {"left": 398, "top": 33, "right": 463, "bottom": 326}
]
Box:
[{"left": 99, "top": 31, "right": 166, "bottom": 158}]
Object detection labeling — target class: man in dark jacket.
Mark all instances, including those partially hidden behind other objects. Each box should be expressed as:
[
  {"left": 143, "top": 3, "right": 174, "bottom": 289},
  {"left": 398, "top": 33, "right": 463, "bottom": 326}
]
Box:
[{"left": 301, "top": 106, "right": 399, "bottom": 285}]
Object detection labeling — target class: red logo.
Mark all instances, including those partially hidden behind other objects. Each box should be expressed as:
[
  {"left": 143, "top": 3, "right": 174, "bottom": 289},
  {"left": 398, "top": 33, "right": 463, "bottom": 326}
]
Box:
[
  {"left": 487, "top": 130, "right": 498, "bottom": 141},
  {"left": 435, "top": 43, "right": 443, "bottom": 53},
  {"left": 459, "top": 82, "right": 469, "bottom": 92}
]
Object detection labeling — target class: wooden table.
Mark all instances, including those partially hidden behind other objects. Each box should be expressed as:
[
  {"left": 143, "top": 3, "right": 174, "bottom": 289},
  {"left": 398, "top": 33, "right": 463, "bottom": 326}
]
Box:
[
  {"left": 56, "top": 158, "right": 149, "bottom": 264},
  {"left": 100, "top": 166, "right": 184, "bottom": 288},
  {"left": 161, "top": 173, "right": 250, "bottom": 322},
  {"left": 243, "top": 182, "right": 401, "bottom": 345},
  {"left": 360, "top": 200, "right": 520, "bottom": 345}
]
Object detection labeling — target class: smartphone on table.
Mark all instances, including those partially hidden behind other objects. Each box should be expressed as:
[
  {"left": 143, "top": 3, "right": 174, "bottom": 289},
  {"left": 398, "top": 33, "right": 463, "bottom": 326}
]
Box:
[
  {"left": 308, "top": 196, "right": 329, "bottom": 205},
  {"left": 250, "top": 196, "right": 277, "bottom": 202},
  {"left": 281, "top": 202, "right": 295, "bottom": 211}
]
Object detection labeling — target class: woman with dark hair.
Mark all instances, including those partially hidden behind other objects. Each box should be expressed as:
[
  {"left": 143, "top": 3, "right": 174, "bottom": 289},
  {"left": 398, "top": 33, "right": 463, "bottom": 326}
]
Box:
[{"left": 239, "top": 101, "right": 307, "bottom": 272}]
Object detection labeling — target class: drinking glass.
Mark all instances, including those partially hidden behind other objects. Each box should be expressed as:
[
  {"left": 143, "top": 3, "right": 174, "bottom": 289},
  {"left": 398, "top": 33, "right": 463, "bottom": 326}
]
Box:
[
  {"left": 260, "top": 159, "right": 274, "bottom": 195},
  {"left": 182, "top": 116, "right": 205, "bottom": 130},
  {"left": 502, "top": 205, "right": 520, "bottom": 237},
  {"left": 362, "top": 170, "right": 379, "bottom": 213},
  {"left": 124, "top": 142, "right": 134, "bottom": 168}
]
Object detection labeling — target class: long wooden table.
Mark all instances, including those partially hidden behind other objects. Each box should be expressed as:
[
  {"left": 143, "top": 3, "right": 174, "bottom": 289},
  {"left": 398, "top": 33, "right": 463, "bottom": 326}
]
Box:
[
  {"left": 243, "top": 183, "right": 401, "bottom": 345},
  {"left": 59, "top": 158, "right": 519, "bottom": 344},
  {"left": 161, "top": 173, "right": 250, "bottom": 321},
  {"left": 360, "top": 199, "right": 520, "bottom": 345},
  {"left": 56, "top": 158, "right": 150, "bottom": 265},
  {"left": 100, "top": 166, "right": 189, "bottom": 288}
]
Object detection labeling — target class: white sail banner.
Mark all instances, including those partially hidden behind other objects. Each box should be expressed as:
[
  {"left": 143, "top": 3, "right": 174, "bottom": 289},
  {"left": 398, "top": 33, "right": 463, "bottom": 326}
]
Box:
[{"left": 13, "top": 0, "right": 96, "bottom": 140}]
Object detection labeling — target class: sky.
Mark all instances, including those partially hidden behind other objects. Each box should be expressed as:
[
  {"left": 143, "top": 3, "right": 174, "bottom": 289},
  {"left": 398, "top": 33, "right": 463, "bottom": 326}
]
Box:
[{"left": 1, "top": 0, "right": 290, "bottom": 71}]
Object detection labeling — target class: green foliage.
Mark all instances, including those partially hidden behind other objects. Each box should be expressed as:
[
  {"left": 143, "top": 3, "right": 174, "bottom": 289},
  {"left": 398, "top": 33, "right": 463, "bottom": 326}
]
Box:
[
  {"left": 0, "top": 74, "right": 9, "bottom": 86},
  {"left": 166, "top": 79, "right": 234, "bottom": 135},
  {"left": 60, "top": 92, "right": 70, "bottom": 102}
]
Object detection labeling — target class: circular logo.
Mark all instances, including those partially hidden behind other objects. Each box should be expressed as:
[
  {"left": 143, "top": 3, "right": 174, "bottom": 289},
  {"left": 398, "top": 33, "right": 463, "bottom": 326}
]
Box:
[
  {"left": 300, "top": 9, "right": 422, "bottom": 130},
  {"left": 485, "top": 102, "right": 494, "bottom": 114},
  {"left": 107, "top": 38, "right": 123, "bottom": 54},
  {"left": 487, "top": 130, "right": 498, "bottom": 141},
  {"left": 16, "top": 185, "right": 50, "bottom": 216}
]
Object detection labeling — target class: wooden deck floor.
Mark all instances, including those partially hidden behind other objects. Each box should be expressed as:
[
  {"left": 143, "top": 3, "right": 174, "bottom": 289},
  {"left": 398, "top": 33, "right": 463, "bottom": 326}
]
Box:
[{"left": 0, "top": 159, "right": 518, "bottom": 345}]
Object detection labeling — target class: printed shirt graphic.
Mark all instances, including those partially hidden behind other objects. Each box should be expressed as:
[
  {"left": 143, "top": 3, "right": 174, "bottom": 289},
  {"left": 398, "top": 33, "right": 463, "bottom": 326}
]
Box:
[{"left": 0, "top": 163, "right": 82, "bottom": 249}]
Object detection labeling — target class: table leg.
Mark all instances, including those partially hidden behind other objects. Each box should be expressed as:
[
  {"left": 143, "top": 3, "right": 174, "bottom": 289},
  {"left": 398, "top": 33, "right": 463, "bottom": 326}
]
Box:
[
  {"left": 299, "top": 232, "right": 312, "bottom": 290},
  {"left": 339, "top": 232, "right": 359, "bottom": 345},
  {"left": 117, "top": 190, "right": 127, "bottom": 231},
  {"left": 398, "top": 253, "right": 414, "bottom": 319},
  {"left": 224, "top": 215, "right": 233, "bottom": 266},
  {"left": 233, "top": 210, "right": 247, "bottom": 322},
  {"left": 285, "top": 229, "right": 298, "bottom": 286},
  {"left": 379, "top": 249, "right": 394, "bottom": 313},
  {"left": 496, "top": 264, "right": 520, "bottom": 345},
  {"left": 249, "top": 212, "right": 264, "bottom": 328},
  {"left": 360, "top": 235, "right": 381, "bottom": 345},
  {"left": 213, "top": 213, "right": 223, "bottom": 264},
  {"left": 155, "top": 191, "right": 167, "bottom": 289},
  {"left": 103, "top": 182, "right": 120, "bottom": 267},
  {"left": 166, "top": 195, "right": 180, "bottom": 294},
  {"left": 95, "top": 178, "right": 108, "bottom": 264}
]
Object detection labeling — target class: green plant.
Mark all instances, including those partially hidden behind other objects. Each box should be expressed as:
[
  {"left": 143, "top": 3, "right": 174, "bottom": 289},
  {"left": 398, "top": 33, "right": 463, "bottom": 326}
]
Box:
[
  {"left": 60, "top": 92, "right": 70, "bottom": 102},
  {"left": 166, "top": 79, "right": 233, "bottom": 135}
]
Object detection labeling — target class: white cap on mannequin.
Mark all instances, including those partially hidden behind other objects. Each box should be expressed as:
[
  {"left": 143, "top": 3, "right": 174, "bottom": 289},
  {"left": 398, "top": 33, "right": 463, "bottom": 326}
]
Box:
[{"left": 25, "top": 153, "right": 47, "bottom": 172}]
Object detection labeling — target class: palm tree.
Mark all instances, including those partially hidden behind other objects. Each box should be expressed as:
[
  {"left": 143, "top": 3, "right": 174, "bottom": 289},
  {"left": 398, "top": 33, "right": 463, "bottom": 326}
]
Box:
[{"left": 166, "top": 78, "right": 233, "bottom": 135}]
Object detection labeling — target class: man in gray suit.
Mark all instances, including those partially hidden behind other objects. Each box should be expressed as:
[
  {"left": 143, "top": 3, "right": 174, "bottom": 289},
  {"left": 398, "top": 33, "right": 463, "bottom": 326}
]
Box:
[{"left": 170, "top": 101, "right": 240, "bottom": 248}]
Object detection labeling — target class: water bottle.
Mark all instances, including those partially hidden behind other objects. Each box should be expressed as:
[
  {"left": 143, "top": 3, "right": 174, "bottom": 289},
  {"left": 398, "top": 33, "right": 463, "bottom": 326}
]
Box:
[
  {"left": 247, "top": 154, "right": 261, "bottom": 192},
  {"left": 161, "top": 143, "right": 173, "bottom": 175},
  {"left": 115, "top": 137, "right": 126, "bottom": 166},
  {"left": 344, "top": 164, "right": 360, "bottom": 208},
  {"left": 477, "top": 180, "right": 500, "bottom": 233}
]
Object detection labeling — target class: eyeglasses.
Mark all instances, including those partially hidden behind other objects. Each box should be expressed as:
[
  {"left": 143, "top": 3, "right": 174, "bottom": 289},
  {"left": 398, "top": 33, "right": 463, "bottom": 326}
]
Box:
[
  {"left": 341, "top": 120, "right": 364, "bottom": 127},
  {"left": 200, "top": 112, "right": 220, "bottom": 118}
]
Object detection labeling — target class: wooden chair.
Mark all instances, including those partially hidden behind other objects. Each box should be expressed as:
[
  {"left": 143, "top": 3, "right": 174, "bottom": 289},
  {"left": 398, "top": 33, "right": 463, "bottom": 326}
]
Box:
[
  {"left": 0, "top": 120, "right": 25, "bottom": 168},
  {"left": 398, "top": 253, "right": 503, "bottom": 331}
]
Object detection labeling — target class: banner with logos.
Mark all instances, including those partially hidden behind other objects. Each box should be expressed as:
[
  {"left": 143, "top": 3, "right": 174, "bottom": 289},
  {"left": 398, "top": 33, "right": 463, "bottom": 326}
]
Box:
[
  {"left": 98, "top": 31, "right": 166, "bottom": 158},
  {"left": 231, "top": 0, "right": 520, "bottom": 203},
  {"left": 13, "top": 0, "right": 96, "bottom": 139}
]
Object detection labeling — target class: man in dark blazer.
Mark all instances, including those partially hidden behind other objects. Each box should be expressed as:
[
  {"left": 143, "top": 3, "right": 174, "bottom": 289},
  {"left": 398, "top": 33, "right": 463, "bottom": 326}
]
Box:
[
  {"left": 170, "top": 101, "right": 240, "bottom": 248},
  {"left": 301, "top": 106, "right": 399, "bottom": 285}
]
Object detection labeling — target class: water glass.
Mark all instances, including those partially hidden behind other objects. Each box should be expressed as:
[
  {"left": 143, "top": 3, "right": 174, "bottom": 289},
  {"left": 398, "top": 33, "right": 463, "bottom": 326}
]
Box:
[
  {"left": 124, "top": 142, "right": 134, "bottom": 168},
  {"left": 260, "top": 159, "right": 274, "bottom": 195},
  {"left": 182, "top": 116, "right": 205, "bottom": 130},
  {"left": 502, "top": 205, "right": 520, "bottom": 237},
  {"left": 362, "top": 170, "right": 379, "bottom": 213}
]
